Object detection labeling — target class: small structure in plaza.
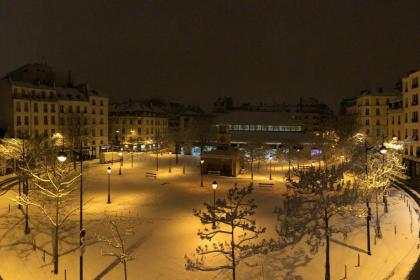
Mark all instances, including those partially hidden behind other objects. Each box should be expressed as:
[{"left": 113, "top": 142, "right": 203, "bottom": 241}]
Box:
[{"left": 201, "top": 148, "right": 242, "bottom": 177}]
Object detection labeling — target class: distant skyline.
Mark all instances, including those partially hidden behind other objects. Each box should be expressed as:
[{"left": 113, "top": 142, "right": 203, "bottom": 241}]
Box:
[{"left": 1, "top": 1, "right": 420, "bottom": 112}]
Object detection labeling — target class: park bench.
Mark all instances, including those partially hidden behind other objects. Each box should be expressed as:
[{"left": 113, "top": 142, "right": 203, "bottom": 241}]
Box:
[
  {"left": 258, "top": 182, "right": 274, "bottom": 188},
  {"left": 145, "top": 172, "right": 157, "bottom": 179},
  {"left": 207, "top": 170, "right": 221, "bottom": 175}
]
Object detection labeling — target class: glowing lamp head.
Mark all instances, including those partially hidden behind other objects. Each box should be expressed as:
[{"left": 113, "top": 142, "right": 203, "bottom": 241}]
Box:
[
  {"left": 57, "top": 150, "right": 67, "bottom": 162},
  {"left": 107, "top": 167, "right": 112, "bottom": 174},
  {"left": 392, "top": 136, "right": 398, "bottom": 141},
  {"left": 380, "top": 146, "right": 387, "bottom": 154},
  {"left": 118, "top": 152, "right": 123, "bottom": 157},
  {"left": 212, "top": 181, "right": 218, "bottom": 190},
  {"left": 200, "top": 159, "right": 204, "bottom": 164},
  {"left": 169, "top": 151, "right": 172, "bottom": 155}
]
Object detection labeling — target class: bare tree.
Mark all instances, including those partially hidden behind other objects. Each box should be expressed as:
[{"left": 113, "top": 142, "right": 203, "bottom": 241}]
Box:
[
  {"left": 244, "top": 139, "right": 265, "bottom": 180},
  {"left": 96, "top": 216, "right": 135, "bottom": 280},
  {"left": 12, "top": 155, "right": 80, "bottom": 274},
  {"left": 276, "top": 165, "right": 357, "bottom": 280},
  {"left": 185, "top": 184, "right": 267, "bottom": 280},
  {"left": 356, "top": 144, "right": 405, "bottom": 238}
]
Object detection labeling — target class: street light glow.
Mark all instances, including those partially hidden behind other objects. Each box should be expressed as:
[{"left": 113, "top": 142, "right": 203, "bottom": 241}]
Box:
[
  {"left": 57, "top": 151, "right": 67, "bottom": 162},
  {"left": 212, "top": 181, "right": 218, "bottom": 190},
  {"left": 107, "top": 166, "right": 112, "bottom": 174}
]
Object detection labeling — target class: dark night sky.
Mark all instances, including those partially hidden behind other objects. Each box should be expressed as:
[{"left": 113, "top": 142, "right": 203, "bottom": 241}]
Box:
[{"left": 1, "top": 1, "right": 420, "bottom": 111}]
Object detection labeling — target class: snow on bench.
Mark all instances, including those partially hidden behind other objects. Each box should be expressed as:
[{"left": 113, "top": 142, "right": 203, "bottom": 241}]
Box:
[
  {"left": 258, "top": 182, "right": 274, "bottom": 188},
  {"left": 145, "top": 172, "right": 157, "bottom": 179},
  {"left": 207, "top": 170, "right": 221, "bottom": 175}
]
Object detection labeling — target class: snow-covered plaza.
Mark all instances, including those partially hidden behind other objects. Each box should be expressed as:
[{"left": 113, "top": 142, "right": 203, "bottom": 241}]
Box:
[{"left": 0, "top": 152, "right": 418, "bottom": 280}]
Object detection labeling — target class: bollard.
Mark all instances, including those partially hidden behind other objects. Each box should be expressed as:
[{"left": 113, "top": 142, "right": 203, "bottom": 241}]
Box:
[
  {"left": 64, "top": 269, "right": 67, "bottom": 280},
  {"left": 42, "top": 250, "right": 45, "bottom": 262},
  {"left": 344, "top": 264, "right": 347, "bottom": 279},
  {"left": 8, "top": 204, "right": 10, "bottom": 213},
  {"left": 374, "top": 234, "right": 377, "bottom": 245},
  {"left": 357, "top": 254, "right": 360, "bottom": 267},
  {"left": 394, "top": 225, "right": 397, "bottom": 235}
]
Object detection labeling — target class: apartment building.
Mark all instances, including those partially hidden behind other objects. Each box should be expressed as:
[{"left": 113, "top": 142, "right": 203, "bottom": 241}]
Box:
[
  {"left": 347, "top": 88, "right": 399, "bottom": 144},
  {"left": 0, "top": 63, "right": 109, "bottom": 158},
  {"left": 402, "top": 70, "right": 420, "bottom": 176},
  {"left": 109, "top": 101, "right": 169, "bottom": 149},
  {"left": 387, "top": 99, "right": 403, "bottom": 141}
]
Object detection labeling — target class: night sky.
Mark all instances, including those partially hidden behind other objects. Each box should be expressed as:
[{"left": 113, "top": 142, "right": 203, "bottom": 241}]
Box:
[{"left": 1, "top": 1, "right": 420, "bottom": 111}]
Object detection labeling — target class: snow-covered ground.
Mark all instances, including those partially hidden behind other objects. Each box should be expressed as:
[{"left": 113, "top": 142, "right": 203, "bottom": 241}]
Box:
[{"left": 0, "top": 153, "right": 418, "bottom": 279}]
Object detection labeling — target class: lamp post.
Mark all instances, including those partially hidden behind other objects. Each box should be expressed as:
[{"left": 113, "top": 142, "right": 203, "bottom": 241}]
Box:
[
  {"left": 22, "top": 137, "right": 30, "bottom": 234},
  {"left": 200, "top": 159, "right": 204, "bottom": 187},
  {"left": 156, "top": 145, "right": 159, "bottom": 171},
  {"left": 118, "top": 152, "right": 123, "bottom": 175},
  {"left": 168, "top": 151, "right": 172, "bottom": 173},
  {"left": 269, "top": 155, "right": 272, "bottom": 181},
  {"left": 56, "top": 149, "right": 67, "bottom": 275},
  {"left": 212, "top": 181, "right": 218, "bottom": 229},
  {"left": 107, "top": 167, "right": 112, "bottom": 204},
  {"left": 380, "top": 145, "right": 388, "bottom": 213}
]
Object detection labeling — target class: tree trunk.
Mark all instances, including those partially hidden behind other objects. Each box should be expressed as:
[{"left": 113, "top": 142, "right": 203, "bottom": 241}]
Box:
[
  {"left": 123, "top": 260, "right": 127, "bottom": 280},
  {"left": 231, "top": 223, "right": 236, "bottom": 280},
  {"left": 54, "top": 197, "right": 59, "bottom": 274},
  {"left": 366, "top": 199, "right": 371, "bottom": 255},
  {"left": 383, "top": 192, "right": 388, "bottom": 213},
  {"left": 324, "top": 207, "right": 330, "bottom": 280},
  {"left": 375, "top": 190, "right": 382, "bottom": 238},
  {"left": 250, "top": 155, "right": 254, "bottom": 180}
]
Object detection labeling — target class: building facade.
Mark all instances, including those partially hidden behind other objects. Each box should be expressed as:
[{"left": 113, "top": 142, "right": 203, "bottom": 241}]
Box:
[
  {"left": 344, "top": 88, "right": 399, "bottom": 144},
  {"left": 0, "top": 63, "right": 109, "bottom": 157},
  {"left": 109, "top": 101, "right": 169, "bottom": 149},
  {"left": 402, "top": 70, "right": 420, "bottom": 176},
  {"left": 213, "top": 97, "right": 335, "bottom": 133}
]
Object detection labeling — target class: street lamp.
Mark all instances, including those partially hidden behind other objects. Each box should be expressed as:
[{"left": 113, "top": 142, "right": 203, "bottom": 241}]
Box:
[
  {"left": 269, "top": 155, "right": 273, "bottom": 181},
  {"left": 200, "top": 159, "right": 204, "bottom": 187},
  {"left": 118, "top": 152, "right": 123, "bottom": 175},
  {"left": 57, "top": 150, "right": 67, "bottom": 163},
  {"left": 212, "top": 181, "right": 218, "bottom": 229},
  {"left": 107, "top": 167, "right": 112, "bottom": 204},
  {"left": 168, "top": 151, "right": 172, "bottom": 173}
]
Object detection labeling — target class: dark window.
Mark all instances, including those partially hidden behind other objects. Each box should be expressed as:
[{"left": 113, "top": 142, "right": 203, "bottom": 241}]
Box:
[
  {"left": 412, "top": 77, "right": 418, "bottom": 89},
  {"left": 44, "top": 104, "right": 48, "bottom": 113},
  {"left": 413, "top": 94, "right": 419, "bottom": 105},
  {"left": 413, "top": 111, "right": 418, "bottom": 123}
]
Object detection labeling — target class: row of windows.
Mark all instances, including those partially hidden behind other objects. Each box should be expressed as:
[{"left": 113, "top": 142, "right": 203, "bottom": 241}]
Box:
[
  {"left": 364, "top": 128, "right": 384, "bottom": 137},
  {"left": 404, "top": 77, "right": 419, "bottom": 92},
  {"left": 358, "top": 98, "right": 390, "bottom": 106},
  {"left": 365, "top": 119, "right": 382, "bottom": 126},
  {"left": 405, "top": 145, "right": 420, "bottom": 157},
  {"left": 115, "top": 127, "right": 167, "bottom": 135},
  {"left": 111, "top": 118, "right": 168, "bottom": 126},
  {"left": 404, "top": 94, "right": 419, "bottom": 107},
  {"left": 228, "top": 124, "right": 303, "bottom": 132},
  {"left": 15, "top": 102, "right": 105, "bottom": 115},
  {"left": 13, "top": 88, "right": 106, "bottom": 107},
  {"left": 363, "top": 108, "right": 382, "bottom": 116},
  {"left": 16, "top": 116, "right": 105, "bottom": 126}
]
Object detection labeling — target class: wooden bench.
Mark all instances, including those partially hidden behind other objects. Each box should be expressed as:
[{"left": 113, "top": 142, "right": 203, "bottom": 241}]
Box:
[
  {"left": 207, "top": 171, "right": 221, "bottom": 175},
  {"left": 145, "top": 172, "right": 157, "bottom": 179},
  {"left": 258, "top": 182, "right": 274, "bottom": 188}
]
